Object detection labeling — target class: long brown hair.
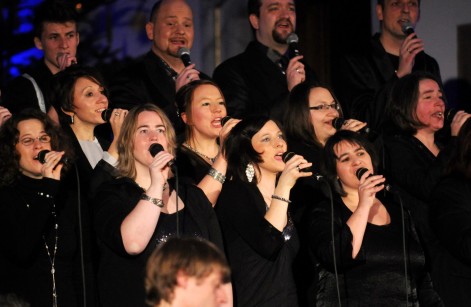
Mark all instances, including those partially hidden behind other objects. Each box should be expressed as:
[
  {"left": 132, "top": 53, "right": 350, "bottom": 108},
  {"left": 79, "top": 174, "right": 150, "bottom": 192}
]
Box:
[{"left": 116, "top": 104, "right": 177, "bottom": 180}]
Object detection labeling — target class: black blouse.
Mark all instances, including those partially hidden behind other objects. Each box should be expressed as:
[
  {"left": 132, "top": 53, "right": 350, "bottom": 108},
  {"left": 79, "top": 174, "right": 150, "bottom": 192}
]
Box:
[
  {"left": 307, "top": 193, "right": 441, "bottom": 306},
  {"left": 216, "top": 179, "right": 300, "bottom": 307},
  {"left": 93, "top": 176, "right": 223, "bottom": 307},
  {"left": 0, "top": 175, "right": 80, "bottom": 307}
]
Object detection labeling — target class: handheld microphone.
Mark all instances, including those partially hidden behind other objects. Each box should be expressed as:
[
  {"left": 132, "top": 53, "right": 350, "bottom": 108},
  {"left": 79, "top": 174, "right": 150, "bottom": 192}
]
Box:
[
  {"left": 440, "top": 108, "right": 458, "bottom": 126},
  {"left": 401, "top": 22, "right": 416, "bottom": 37},
  {"left": 355, "top": 167, "right": 393, "bottom": 192},
  {"left": 177, "top": 47, "right": 192, "bottom": 67},
  {"left": 332, "top": 117, "right": 371, "bottom": 135},
  {"left": 101, "top": 109, "right": 112, "bottom": 122},
  {"left": 220, "top": 116, "right": 232, "bottom": 127},
  {"left": 286, "top": 33, "right": 301, "bottom": 59},
  {"left": 149, "top": 143, "right": 175, "bottom": 169},
  {"left": 35, "top": 150, "right": 69, "bottom": 165},
  {"left": 282, "top": 151, "right": 326, "bottom": 181}
]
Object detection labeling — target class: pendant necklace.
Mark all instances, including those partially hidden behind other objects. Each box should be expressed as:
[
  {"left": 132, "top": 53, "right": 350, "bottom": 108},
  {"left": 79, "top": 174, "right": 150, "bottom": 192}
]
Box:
[
  {"left": 23, "top": 192, "right": 59, "bottom": 307},
  {"left": 183, "top": 142, "right": 218, "bottom": 164}
]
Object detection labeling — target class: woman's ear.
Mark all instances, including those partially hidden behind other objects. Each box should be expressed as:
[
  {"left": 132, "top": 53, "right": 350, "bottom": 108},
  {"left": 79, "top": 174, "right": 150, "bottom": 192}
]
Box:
[{"left": 181, "top": 112, "right": 189, "bottom": 125}]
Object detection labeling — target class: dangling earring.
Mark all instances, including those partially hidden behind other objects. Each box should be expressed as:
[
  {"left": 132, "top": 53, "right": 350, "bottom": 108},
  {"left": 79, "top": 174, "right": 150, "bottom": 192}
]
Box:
[
  {"left": 245, "top": 163, "right": 255, "bottom": 183},
  {"left": 69, "top": 114, "right": 75, "bottom": 124}
]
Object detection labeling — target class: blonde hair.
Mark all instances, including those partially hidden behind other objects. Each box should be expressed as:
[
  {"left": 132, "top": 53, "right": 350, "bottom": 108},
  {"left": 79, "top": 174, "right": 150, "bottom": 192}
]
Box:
[{"left": 116, "top": 104, "right": 177, "bottom": 180}]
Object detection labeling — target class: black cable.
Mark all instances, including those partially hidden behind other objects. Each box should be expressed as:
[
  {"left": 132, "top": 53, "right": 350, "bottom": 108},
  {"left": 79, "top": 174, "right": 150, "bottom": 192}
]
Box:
[
  {"left": 396, "top": 193, "right": 409, "bottom": 306},
  {"left": 74, "top": 164, "right": 87, "bottom": 307},
  {"left": 325, "top": 180, "right": 342, "bottom": 307},
  {"left": 174, "top": 166, "right": 180, "bottom": 237}
]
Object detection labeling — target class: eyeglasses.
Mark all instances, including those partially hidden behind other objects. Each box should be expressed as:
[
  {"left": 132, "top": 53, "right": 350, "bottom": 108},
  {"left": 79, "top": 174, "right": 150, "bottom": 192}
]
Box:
[
  {"left": 309, "top": 103, "right": 340, "bottom": 111},
  {"left": 18, "top": 135, "right": 51, "bottom": 146}
]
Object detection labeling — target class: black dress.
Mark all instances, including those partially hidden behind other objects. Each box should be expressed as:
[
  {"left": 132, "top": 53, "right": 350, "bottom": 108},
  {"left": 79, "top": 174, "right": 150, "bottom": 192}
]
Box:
[
  {"left": 0, "top": 175, "right": 81, "bottom": 307},
  {"left": 216, "top": 179, "right": 300, "bottom": 307},
  {"left": 430, "top": 176, "right": 471, "bottom": 307},
  {"left": 307, "top": 193, "right": 441, "bottom": 306},
  {"left": 92, "top": 176, "right": 223, "bottom": 307}
]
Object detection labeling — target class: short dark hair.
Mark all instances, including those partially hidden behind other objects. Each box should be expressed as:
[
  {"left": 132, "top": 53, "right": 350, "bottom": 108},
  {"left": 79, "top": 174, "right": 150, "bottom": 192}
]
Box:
[
  {"left": 175, "top": 79, "right": 225, "bottom": 142},
  {"left": 149, "top": 0, "right": 163, "bottom": 22},
  {"left": 145, "top": 237, "right": 231, "bottom": 306},
  {"left": 33, "top": 0, "right": 79, "bottom": 38},
  {"left": 50, "top": 65, "right": 107, "bottom": 127},
  {"left": 223, "top": 116, "right": 278, "bottom": 184},
  {"left": 386, "top": 71, "right": 442, "bottom": 135},
  {"left": 322, "top": 130, "right": 379, "bottom": 196},
  {"left": 247, "top": 0, "right": 263, "bottom": 17},
  {"left": 377, "top": 0, "right": 421, "bottom": 8},
  {"left": 0, "top": 109, "right": 72, "bottom": 187},
  {"left": 445, "top": 118, "right": 471, "bottom": 179},
  {"left": 285, "top": 82, "right": 343, "bottom": 148}
]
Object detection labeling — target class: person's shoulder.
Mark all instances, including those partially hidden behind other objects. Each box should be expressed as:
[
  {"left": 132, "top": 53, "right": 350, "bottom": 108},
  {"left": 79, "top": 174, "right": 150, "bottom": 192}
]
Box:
[{"left": 214, "top": 42, "right": 258, "bottom": 72}]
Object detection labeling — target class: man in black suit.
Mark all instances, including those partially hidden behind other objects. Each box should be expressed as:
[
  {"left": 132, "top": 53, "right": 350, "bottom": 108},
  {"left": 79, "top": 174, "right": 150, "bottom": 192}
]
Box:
[
  {"left": 213, "top": 0, "right": 317, "bottom": 123},
  {"left": 109, "top": 0, "right": 209, "bottom": 133}
]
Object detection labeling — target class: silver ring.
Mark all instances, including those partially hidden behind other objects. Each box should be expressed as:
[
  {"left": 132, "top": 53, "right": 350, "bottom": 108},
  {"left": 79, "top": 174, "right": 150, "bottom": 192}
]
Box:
[
  {"left": 187, "top": 75, "right": 192, "bottom": 80},
  {"left": 296, "top": 165, "right": 301, "bottom": 171},
  {"left": 114, "top": 112, "right": 120, "bottom": 116}
]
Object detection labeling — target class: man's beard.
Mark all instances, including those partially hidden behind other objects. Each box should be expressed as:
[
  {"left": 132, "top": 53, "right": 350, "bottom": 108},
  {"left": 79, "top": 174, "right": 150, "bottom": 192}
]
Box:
[{"left": 272, "top": 18, "right": 294, "bottom": 45}]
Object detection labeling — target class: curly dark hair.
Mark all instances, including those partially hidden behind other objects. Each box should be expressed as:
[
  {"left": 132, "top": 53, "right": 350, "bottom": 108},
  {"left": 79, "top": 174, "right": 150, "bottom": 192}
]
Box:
[{"left": 0, "top": 109, "right": 73, "bottom": 187}]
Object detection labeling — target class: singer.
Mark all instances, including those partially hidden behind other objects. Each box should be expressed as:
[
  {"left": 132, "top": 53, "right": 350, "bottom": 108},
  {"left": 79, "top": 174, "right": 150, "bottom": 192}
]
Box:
[
  {"left": 92, "top": 104, "right": 225, "bottom": 307},
  {"left": 0, "top": 109, "right": 94, "bottom": 306},
  {"left": 336, "top": 0, "right": 442, "bottom": 132},
  {"left": 384, "top": 71, "right": 471, "bottom": 293},
  {"left": 108, "top": 0, "right": 211, "bottom": 134},
  {"left": 307, "top": 130, "right": 441, "bottom": 305},
  {"left": 213, "top": 0, "right": 317, "bottom": 123},
  {"left": 2, "top": 0, "right": 80, "bottom": 116},
  {"left": 216, "top": 116, "right": 311, "bottom": 307},
  {"left": 175, "top": 80, "right": 239, "bottom": 206}
]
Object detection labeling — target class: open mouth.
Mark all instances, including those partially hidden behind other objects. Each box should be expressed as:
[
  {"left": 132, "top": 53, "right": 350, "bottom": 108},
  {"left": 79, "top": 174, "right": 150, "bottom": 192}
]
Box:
[
  {"left": 170, "top": 38, "right": 186, "bottom": 46},
  {"left": 211, "top": 117, "right": 222, "bottom": 128}
]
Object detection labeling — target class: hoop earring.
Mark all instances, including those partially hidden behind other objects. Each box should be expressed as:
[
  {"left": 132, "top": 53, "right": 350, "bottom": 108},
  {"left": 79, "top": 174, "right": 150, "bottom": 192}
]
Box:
[{"left": 245, "top": 163, "right": 255, "bottom": 183}]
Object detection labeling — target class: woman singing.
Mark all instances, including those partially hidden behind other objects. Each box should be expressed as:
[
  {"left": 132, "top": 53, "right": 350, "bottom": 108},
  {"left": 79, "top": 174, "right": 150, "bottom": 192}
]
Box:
[{"left": 216, "top": 116, "right": 311, "bottom": 306}]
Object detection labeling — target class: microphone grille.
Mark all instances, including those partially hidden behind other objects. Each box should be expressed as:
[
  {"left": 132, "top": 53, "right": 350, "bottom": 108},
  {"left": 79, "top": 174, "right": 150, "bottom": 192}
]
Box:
[
  {"left": 401, "top": 22, "right": 414, "bottom": 34},
  {"left": 332, "top": 117, "right": 345, "bottom": 130},
  {"left": 281, "top": 151, "right": 295, "bottom": 163},
  {"left": 149, "top": 143, "right": 164, "bottom": 157},
  {"left": 101, "top": 109, "right": 111, "bottom": 122},
  {"left": 177, "top": 47, "right": 190, "bottom": 57},
  {"left": 220, "top": 116, "right": 232, "bottom": 127},
  {"left": 355, "top": 167, "right": 369, "bottom": 180},
  {"left": 286, "top": 32, "right": 299, "bottom": 44}
]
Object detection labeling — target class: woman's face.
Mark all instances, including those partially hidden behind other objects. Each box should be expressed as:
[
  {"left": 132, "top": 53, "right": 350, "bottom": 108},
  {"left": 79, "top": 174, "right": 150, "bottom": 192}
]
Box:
[
  {"left": 334, "top": 140, "right": 374, "bottom": 192},
  {"left": 15, "top": 119, "right": 52, "bottom": 179},
  {"left": 251, "top": 120, "right": 287, "bottom": 175},
  {"left": 308, "top": 87, "right": 339, "bottom": 145},
  {"left": 68, "top": 77, "right": 108, "bottom": 126},
  {"left": 415, "top": 78, "right": 445, "bottom": 132},
  {"left": 133, "top": 111, "right": 169, "bottom": 167},
  {"left": 183, "top": 84, "right": 227, "bottom": 140}
]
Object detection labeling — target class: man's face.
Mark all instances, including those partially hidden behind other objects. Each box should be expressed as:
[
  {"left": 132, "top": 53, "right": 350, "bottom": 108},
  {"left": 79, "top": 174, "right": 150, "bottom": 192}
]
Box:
[
  {"left": 146, "top": 0, "right": 194, "bottom": 59},
  {"left": 377, "top": 0, "right": 420, "bottom": 39},
  {"left": 34, "top": 21, "right": 79, "bottom": 73},
  {"left": 182, "top": 270, "right": 228, "bottom": 307},
  {"left": 251, "top": 0, "right": 296, "bottom": 48}
]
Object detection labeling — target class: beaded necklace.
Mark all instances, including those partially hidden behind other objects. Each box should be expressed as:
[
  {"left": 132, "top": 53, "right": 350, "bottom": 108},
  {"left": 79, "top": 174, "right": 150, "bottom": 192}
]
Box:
[
  {"left": 23, "top": 192, "right": 58, "bottom": 307},
  {"left": 183, "top": 142, "right": 218, "bottom": 164}
]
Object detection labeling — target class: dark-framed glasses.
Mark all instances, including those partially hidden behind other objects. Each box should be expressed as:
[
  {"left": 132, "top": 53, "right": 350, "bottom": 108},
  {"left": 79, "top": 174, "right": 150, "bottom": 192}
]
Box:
[
  {"left": 18, "top": 135, "right": 52, "bottom": 146},
  {"left": 309, "top": 103, "right": 340, "bottom": 111}
]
